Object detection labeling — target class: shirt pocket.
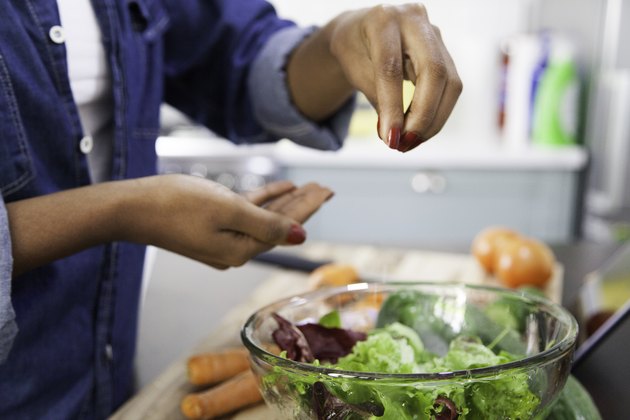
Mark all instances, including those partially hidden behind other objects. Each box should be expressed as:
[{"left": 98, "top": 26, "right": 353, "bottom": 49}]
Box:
[
  {"left": 126, "top": 0, "right": 170, "bottom": 43},
  {"left": 123, "top": 0, "right": 170, "bottom": 137},
  {"left": 0, "top": 51, "right": 34, "bottom": 197}
]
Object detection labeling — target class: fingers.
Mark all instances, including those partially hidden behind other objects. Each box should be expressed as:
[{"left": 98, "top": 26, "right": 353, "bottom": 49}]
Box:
[
  {"left": 199, "top": 231, "right": 274, "bottom": 269},
  {"left": 204, "top": 183, "right": 334, "bottom": 268},
  {"left": 243, "top": 180, "right": 296, "bottom": 205},
  {"left": 363, "top": 7, "right": 405, "bottom": 149},
  {"left": 397, "top": 22, "right": 446, "bottom": 151},
  {"left": 421, "top": 38, "right": 462, "bottom": 139},
  {"left": 266, "top": 183, "right": 334, "bottom": 223},
  {"left": 328, "top": 4, "right": 462, "bottom": 153},
  {"left": 228, "top": 202, "right": 304, "bottom": 247},
  {"left": 141, "top": 175, "right": 332, "bottom": 271},
  {"left": 226, "top": 183, "right": 334, "bottom": 247},
  {"left": 399, "top": 16, "right": 462, "bottom": 151}
]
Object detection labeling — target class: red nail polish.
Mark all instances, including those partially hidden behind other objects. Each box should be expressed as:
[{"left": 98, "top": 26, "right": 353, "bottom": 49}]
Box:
[
  {"left": 388, "top": 126, "right": 401, "bottom": 149},
  {"left": 400, "top": 131, "right": 423, "bottom": 152},
  {"left": 286, "top": 224, "right": 306, "bottom": 245}
]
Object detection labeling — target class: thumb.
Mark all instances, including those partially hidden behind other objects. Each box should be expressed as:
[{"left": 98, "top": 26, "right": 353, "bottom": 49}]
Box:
[{"left": 229, "top": 204, "right": 307, "bottom": 246}]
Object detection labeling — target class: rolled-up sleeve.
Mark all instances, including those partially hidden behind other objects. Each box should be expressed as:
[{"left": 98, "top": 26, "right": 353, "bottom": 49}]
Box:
[
  {"left": 0, "top": 195, "right": 17, "bottom": 364},
  {"left": 248, "top": 26, "right": 356, "bottom": 151}
]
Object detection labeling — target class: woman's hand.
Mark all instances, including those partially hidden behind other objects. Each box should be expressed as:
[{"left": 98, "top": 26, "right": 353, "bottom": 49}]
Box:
[
  {"left": 244, "top": 180, "right": 334, "bottom": 223},
  {"left": 118, "top": 176, "right": 334, "bottom": 270},
  {"left": 287, "top": 3, "right": 462, "bottom": 152},
  {"left": 7, "top": 175, "right": 333, "bottom": 275}
]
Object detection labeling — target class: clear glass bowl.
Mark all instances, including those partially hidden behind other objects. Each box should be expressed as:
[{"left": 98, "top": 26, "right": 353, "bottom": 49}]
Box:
[{"left": 241, "top": 282, "right": 578, "bottom": 419}]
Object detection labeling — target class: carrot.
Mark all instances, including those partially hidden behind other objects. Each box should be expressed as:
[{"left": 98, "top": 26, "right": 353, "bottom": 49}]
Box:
[
  {"left": 264, "top": 343, "right": 281, "bottom": 356},
  {"left": 180, "top": 370, "right": 262, "bottom": 419},
  {"left": 353, "top": 291, "right": 386, "bottom": 310},
  {"left": 186, "top": 347, "right": 250, "bottom": 386},
  {"left": 308, "top": 263, "right": 360, "bottom": 290}
]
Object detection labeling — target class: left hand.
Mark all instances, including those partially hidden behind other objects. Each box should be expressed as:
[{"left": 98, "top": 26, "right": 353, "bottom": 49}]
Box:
[
  {"left": 243, "top": 180, "right": 333, "bottom": 223},
  {"left": 287, "top": 3, "right": 462, "bottom": 152}
]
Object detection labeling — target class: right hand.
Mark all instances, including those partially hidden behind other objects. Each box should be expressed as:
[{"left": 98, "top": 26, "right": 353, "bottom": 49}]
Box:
[
  {"left": 120, "top": 175, "right": 333, "bottom": 269},
  {"left": 287, "top": 3, "right": 462, "bottom": 152}
]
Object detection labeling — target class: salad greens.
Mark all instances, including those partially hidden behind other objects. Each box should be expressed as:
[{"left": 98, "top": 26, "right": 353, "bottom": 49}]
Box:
[
  {"left": 376, "top": 290, "right": 526, "bottom": 355},
  {"left": 263, "top": 290, "right": 582, "bottom": 419},
  {"left": 319, "top": 310, "right": 342, "bottom": 329},
  {"left": 329, "top": 323, "right": 538, "bottom": 419},
  {"left": 333, "top": 323, "right": 427, "bottom": 374}
]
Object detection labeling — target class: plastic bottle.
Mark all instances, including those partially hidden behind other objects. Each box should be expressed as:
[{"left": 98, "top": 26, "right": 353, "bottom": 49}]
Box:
[
  {"left": 531, "top": 37, "right": 580, "bottom": 147},
  {"left": 503, "top": 34, "right": 543, "bottom": 149}
]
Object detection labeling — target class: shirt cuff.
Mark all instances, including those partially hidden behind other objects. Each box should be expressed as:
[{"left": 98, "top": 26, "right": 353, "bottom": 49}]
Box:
[
  {"left": 0, "top": 195, "right": 17, "bottom": 364},
  {"left": 248, "top": 26, "right": 355, "bottom": 151}
]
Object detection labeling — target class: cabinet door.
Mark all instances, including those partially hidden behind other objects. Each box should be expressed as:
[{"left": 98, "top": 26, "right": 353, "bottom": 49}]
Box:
[{"left": 283, "top": 167, "right": 577, "bottom": 246}]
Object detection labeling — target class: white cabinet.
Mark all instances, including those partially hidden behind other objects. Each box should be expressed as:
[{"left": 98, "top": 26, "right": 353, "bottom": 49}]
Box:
[
  {"left": 283, "top": 166, "right": 579, "bottom": 246},
  {"left": 275, "top": 140, "right": 587, "bottom": 245}
]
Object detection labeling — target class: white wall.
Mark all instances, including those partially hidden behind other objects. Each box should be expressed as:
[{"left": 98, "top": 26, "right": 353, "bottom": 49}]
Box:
[
  {"left": 269, "top": 0, "right": 531, "bottom": 38},
  {"left": 269, "top": 0, "right": 534, "bottom": 145}
]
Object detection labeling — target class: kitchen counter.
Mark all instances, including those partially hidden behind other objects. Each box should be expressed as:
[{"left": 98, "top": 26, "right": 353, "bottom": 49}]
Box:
[
  {"left": 114, "top": 240, "right": 623, "bottom": 419},
  {"left": 273, "top": 138, "right": 588, "bottom": 171},
  {"left": 157, "top": 135, "right": 588, "bottom": 171}
]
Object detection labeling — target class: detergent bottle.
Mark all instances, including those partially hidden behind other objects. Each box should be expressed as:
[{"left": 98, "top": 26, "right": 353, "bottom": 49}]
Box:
[{"left": 531, "top": 35, "right": 580, "bottom": 147}]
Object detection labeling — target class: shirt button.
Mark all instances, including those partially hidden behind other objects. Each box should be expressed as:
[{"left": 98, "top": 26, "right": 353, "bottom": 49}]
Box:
[
  {"left": 48, "top": 25, "right": 66, "bottom": 44},
  {"left": 104, "top": 344, "right": 114, "bottom": 362},
  {"left": 79, "top": 135, "right": 94, "bottom": 154}
]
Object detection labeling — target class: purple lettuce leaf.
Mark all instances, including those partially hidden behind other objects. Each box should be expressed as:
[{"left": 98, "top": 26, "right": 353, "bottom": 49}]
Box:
[
  {"left": 271, "top": 313, "right": 315, "bottom": 363},
  {"left": 297, "top": 323, "right": 367, "bottom": 363},
  {"left": 271, "top": 312, "right": 367, "bottom": 363}
]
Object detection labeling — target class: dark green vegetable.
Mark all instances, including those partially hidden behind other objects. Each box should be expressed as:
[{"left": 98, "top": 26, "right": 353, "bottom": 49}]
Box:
[
  {"left": 376, "top": 290, "right": 453, "bottom": 355},
  {"left": 545, "top": 375, "right": 602, "bottom": 420},
  {"left": 377, "top": 290, "right": 525, "bottom": 355}
]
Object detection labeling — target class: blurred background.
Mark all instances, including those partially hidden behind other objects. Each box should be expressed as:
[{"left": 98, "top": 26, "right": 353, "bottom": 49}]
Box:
[
  {"left": 139, "top": 0, "right": 630, "bottom": 389},
  {"left": 160, "top": 0, "right": 630, "bottom": 246}
]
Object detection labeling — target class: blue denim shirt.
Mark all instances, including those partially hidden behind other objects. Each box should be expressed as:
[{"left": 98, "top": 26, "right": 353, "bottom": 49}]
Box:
[{"left": 0, "top": 0, "right": 353, "bottom": 418}]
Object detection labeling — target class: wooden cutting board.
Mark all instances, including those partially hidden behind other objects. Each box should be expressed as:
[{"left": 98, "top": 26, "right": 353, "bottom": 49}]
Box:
[{"left": 110, "top": 243, "right": 563, "bottom": 420}]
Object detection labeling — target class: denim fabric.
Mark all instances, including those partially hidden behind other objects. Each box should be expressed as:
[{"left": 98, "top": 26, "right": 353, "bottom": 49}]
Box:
[
  {"left": 249, "top": 26, "right": 355, "bottom": 151},
  {"left": 0, "top": 0, "right": 352, "bottom": 418}
]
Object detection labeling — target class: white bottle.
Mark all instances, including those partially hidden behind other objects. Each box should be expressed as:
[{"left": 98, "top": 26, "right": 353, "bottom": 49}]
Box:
[{"left": 502, "top": 34, "right": 544, "bottom": 150}]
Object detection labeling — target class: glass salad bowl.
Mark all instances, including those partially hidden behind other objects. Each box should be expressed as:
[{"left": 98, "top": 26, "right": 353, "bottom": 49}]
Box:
[{"left": 241, "top": 282, "right": 581, "bottom": 419}]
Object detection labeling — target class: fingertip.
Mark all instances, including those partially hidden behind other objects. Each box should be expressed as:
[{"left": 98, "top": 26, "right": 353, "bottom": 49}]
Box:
[
  {"left": 387, "top": 126, "right": 401, "bottom": 149},
  {"left": 398, "top": 131, "right": 425, "bottom": 152},
  {"left": 376, "top": 118, "right": 403, "bottom": 148},
  {"left": 286, "top": 223, "right": 306, "bottom": 245},
  {"left": 277, "top": 180, "right": 297, "bottom": 189}
]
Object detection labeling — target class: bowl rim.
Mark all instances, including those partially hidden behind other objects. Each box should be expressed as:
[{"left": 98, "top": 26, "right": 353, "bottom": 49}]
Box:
[{"left": 241, "top": 281, "right": 578, "bottom": 380}]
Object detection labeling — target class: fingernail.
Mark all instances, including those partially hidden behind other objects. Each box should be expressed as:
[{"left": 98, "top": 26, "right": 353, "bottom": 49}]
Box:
[
  {"left": 387, "top": 126, "right": 401, "bottom": 149},
  {"left": 286, "top": 224, "right": 306, "bottom": 245},
  {"left": 376, "top": 117, "right": 381, "bottom": 139},
  {"left": 400, "top": 131, "right": 423, "bottom": 152}
]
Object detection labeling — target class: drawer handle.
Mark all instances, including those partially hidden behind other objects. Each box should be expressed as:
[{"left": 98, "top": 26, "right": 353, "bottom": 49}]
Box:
[{"left": 411, "top": 172, "right": 447, "bottom": 194}]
